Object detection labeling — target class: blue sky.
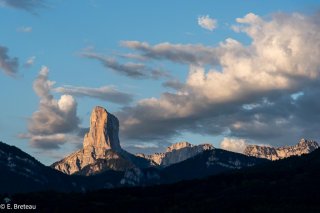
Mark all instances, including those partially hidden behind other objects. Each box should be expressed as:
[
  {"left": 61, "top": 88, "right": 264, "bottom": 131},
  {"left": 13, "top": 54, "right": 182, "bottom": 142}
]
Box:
[{"left": 0, "top": 0, "right": 320, "bottom": 165}]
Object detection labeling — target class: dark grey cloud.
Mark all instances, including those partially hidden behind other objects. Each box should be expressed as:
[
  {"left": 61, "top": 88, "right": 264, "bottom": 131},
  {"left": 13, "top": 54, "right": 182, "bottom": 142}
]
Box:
[
  {"left": 54, "top": 85, "right": 133, "bottom": 105},
  {"left": 289, "top": 87, "right": 320, "bottom": 140},
  {"left": 117, "top": 91, "right": 209, "bottom": 142},
  {"left": 118, "top": 87, "right": 320, "bottom": 147},
  {"left": 117, "top": 53, "right": 148, "bottom": 61},
  {"left": 121, "top": 41, "right": 221, "bottom": 66},
  {"left": 29, "top": 97, "right": 79, "bottom": 135},
  {"left": 19, "top": 133, "right": 67, "bottom": 150},
  {"left": 77, "top": 127, "right": 89, "bottom": 138},
  {"left": 81, "top": 52, "right": 171, "bottom": 80},
  {"left": 0, "top": 0, "right": 46, "bottom": 13},
  {"left": 162, "top": 79, "right": 185, "bottom": 90},
  {"left": 226, "top": 87, "right": 320, "bottom": 146},
  {"left": 0, "top": 45, "right": 18, "bottom": 77},
  {"left": 123, "top": 143, "right": 170, "bottom": 155}
]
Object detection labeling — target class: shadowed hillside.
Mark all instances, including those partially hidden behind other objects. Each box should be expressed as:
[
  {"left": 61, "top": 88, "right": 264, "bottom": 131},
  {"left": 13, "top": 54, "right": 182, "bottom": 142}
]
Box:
[{"left": 6, "top": 148, "right": 320, "bottom": 212}]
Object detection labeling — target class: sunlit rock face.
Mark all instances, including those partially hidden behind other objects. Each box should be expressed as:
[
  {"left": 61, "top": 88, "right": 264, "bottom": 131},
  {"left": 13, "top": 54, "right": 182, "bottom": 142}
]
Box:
[
  {"left": 137, "top": 142, "right": 214, "bottom": 167},
  {"left": 83, "top": 106, "right": 121, "bottom": 151},
  {"left": 244, "top": 139, "right": 319, "bottom": 160},
  {"left": 52, "top": 106, "right": 150, "bottom": 175}
]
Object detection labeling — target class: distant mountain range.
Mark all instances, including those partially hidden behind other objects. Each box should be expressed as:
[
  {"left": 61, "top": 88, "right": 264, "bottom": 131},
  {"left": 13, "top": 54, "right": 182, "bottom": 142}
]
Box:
[
  {"left": 12, "top": 141, "right": 320, "bottom": 212},
  {"left": 0, "top": 106, "right": 319, "bottom": 195},
  {"left": 0, "top": 139, "right": 267, "bottom": 193},
  {"left": 244, "top": 138, "right": 319, "bottom": 160},
  {"left": 52, "top": 106, "right": 319, "bottom": 176}
]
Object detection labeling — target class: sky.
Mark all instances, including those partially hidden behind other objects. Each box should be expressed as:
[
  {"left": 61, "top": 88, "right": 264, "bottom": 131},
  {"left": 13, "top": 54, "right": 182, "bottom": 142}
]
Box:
[{"left": 0, "top": 0, "right": 320, "bottom": 165}]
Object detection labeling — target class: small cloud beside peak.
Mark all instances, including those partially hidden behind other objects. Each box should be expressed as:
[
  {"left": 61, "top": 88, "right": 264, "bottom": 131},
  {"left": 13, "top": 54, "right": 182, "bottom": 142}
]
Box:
[
  {"left": 198, "top": 15, "right": 217, "bottom": 31},
  {"left": 24, "top": 56, "right": 36, "bottom": 68}
]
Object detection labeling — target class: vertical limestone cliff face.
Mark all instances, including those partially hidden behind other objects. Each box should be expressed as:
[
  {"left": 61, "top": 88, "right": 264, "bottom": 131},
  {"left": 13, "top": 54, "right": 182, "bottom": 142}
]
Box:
[
  {"left": 83, "top": 106, "right": 121, "bottom": 151},
  {"left": 51, "top": 106, "right": 150, "bottom": 176}
]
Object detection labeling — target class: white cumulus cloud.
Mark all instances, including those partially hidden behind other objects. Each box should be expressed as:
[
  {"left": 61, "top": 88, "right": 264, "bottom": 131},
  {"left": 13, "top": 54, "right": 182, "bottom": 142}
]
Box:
[
  {"left": 25, "top": 66, "right": 80, "bottom": 150},
  {"left": 220, "top": 138, "right": 248, "bottom": 153},
  {"left": 24, "top": 56, "right": 36, "bottom": 68},
  {"left": 198, "top": 15, "right": 217, "bottom": 31},
  {"left": 116, "top": 11, "right": 320, "bottom": 148}
]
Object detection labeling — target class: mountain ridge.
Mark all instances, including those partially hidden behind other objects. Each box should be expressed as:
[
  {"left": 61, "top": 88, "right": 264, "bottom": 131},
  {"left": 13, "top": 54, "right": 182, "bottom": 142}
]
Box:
[
  {"left": 2, "top": 105, "right": 319, "bottom": 195},
  {"left": 9, "top": 144, "right": 320, "bottom": 212},
  {"left": 136, "top": 141, "right": 214, "bottom": 166},
  {"left": 244, "top": 138, "right": 319, "bottom": 160}
]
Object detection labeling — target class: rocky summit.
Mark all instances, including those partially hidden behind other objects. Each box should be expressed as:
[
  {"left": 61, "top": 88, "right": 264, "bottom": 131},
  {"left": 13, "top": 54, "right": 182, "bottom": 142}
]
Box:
[
  {"left": 244, "top": 138, "right": 319, "bottom": 160},
  {"left": 83, "top": 106, "right": 121, "bottom": 151},
  {"left": 137, "top": 141, "right": 214, "bottom": 167},
  {"left": 52, "top": 106, "right": 151, "bottom": 175}
]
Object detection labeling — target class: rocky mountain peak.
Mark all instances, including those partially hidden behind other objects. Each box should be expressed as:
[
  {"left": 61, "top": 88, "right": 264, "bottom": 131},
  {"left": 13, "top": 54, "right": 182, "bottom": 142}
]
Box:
[
  {"left": 138, "top": 142, "right": 214, "bottom": 167},
  {"left": 244, "top": 138, "right": 319, "bottom": 160},
  {"left": 83, "top": 106, "right": 121, "bottom": 151},
  {"left": 298, "top": 138, "right": 318, "bottom": 147},
  {"left": 166, "top": 141, "right": 193, "bottom": 152},
  {"left": 299, "top": 138, "right": 308, "bottom": 144},
  {"left": 52, "top": 106, "right": 151, "bottom": 175}
]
